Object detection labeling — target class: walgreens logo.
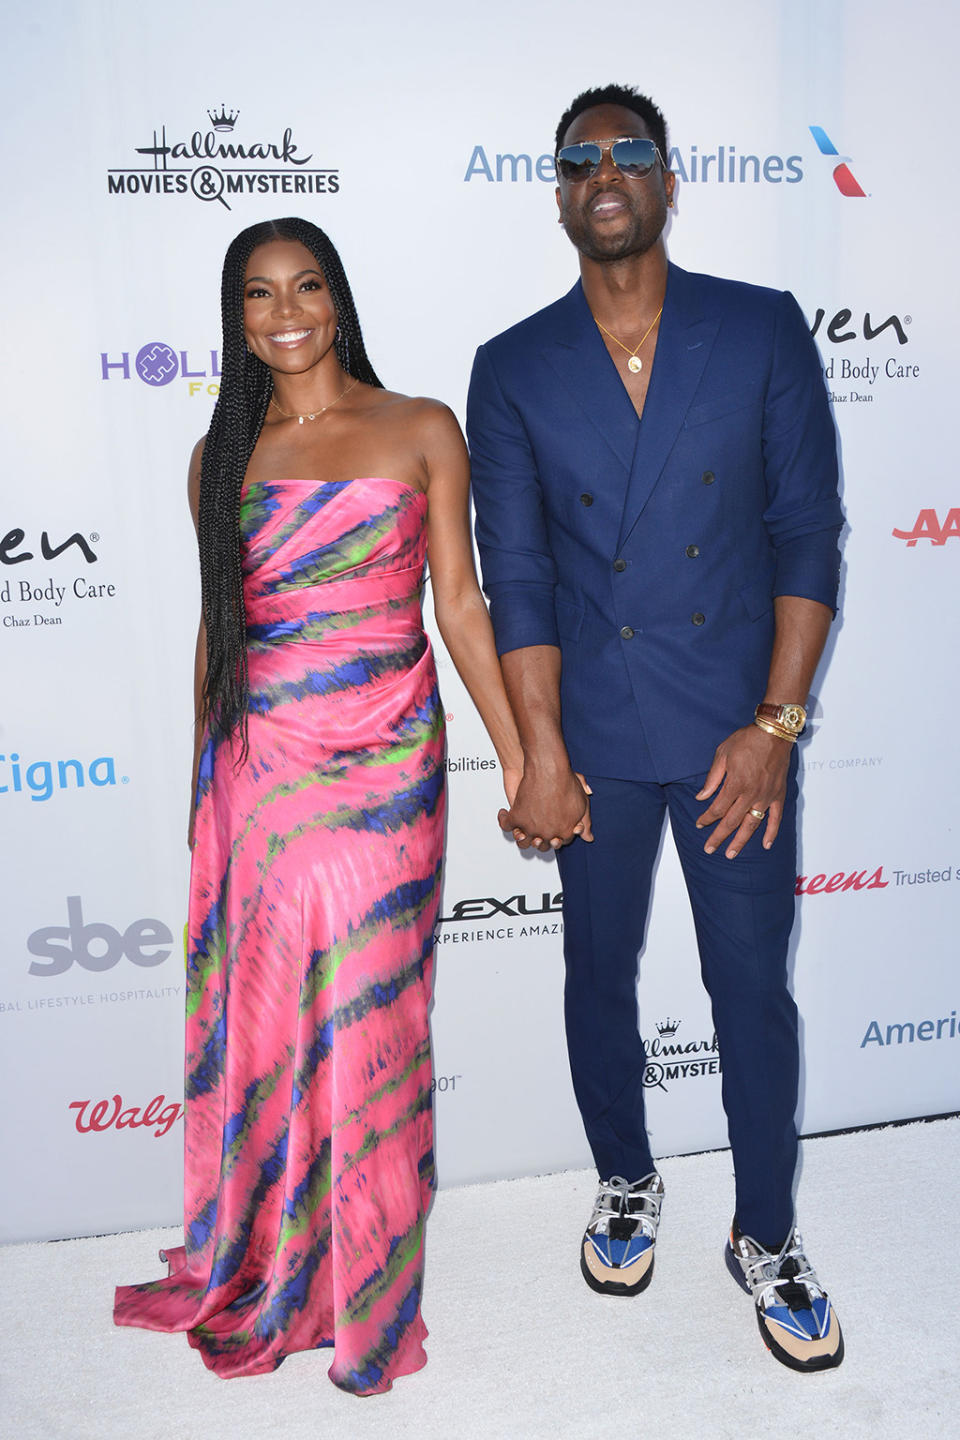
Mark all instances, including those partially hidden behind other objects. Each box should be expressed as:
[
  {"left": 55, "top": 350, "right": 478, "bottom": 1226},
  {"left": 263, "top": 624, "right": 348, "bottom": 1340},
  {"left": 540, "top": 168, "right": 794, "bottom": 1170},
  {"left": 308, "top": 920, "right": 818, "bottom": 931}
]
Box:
[
  {"left": 28, "top": 897, "right": 173, "bottom": 977},
  {"left": 795, "top": 866, "right": 888, "bottom": 895},
  {"left": 69, "top": 1093, "right": 183, "bottom": 1138},
  {"left": 892, "top": 509, "right": 960, "bottom": 546}
]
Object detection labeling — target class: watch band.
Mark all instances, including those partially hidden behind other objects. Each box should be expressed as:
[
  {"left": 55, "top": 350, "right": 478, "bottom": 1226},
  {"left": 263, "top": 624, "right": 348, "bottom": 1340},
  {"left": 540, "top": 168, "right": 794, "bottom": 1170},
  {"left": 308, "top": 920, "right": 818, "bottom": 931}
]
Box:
[{"left": 755, "top": 702, "right": 807, "bottom": 736}]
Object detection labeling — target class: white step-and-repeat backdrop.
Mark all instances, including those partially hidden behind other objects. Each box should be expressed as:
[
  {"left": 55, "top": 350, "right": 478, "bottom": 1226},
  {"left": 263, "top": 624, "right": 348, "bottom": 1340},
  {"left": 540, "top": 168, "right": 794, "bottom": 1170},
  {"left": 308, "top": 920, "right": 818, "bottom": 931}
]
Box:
[{"left": 2, "top": 0, "right": 957, "bottom": 1242}]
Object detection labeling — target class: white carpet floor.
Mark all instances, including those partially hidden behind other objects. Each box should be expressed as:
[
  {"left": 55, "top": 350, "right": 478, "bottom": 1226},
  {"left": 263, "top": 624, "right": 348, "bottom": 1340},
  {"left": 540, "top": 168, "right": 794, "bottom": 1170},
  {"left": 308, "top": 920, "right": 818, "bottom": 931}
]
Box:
[{"left": 2, "top": 1117, "right": 957, "bottom": 1440}]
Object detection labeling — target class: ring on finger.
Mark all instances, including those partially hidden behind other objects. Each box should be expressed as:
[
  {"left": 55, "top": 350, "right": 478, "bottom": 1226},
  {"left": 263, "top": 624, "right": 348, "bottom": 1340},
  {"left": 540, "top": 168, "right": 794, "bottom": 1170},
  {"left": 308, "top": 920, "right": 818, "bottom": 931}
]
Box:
[{"left": 748, "top": 807, "right": 766, "bottom": 820}]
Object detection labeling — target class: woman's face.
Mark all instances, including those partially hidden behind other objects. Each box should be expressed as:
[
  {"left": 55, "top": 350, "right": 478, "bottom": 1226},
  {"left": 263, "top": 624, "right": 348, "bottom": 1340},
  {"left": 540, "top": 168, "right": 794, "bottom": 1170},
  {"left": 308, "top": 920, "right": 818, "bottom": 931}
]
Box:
[{"left": 242, "top": 238, "right": 338, "bottom": 374}]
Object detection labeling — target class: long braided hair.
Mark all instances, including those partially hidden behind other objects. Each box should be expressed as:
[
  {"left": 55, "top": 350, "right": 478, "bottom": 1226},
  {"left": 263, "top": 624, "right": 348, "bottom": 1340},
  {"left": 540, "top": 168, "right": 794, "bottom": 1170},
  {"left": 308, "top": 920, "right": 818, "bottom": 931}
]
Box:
[{"left": 198, "top": 218, "right": 382, "bottom": 749}]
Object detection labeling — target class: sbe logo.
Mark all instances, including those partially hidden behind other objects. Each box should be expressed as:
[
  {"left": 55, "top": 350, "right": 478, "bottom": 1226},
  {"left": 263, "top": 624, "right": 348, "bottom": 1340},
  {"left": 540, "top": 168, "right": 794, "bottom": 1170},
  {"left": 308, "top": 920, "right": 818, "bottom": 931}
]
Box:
[
  {"left": 27, "top": 897, "right": 173, "bottom": 977},
  {"left": 892, "top": 509, "right": 960, "bottom": 546}
]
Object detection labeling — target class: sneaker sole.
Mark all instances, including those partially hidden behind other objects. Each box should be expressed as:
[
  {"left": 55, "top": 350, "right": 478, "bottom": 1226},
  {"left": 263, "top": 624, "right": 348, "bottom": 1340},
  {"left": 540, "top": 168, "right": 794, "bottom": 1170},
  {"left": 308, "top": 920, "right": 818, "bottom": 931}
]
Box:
[
  {"left": 723, "top": 1241, "right": 844, "bottom": 1373},
  {"left": 580, "top": 1247, "right": 655, "bottom": 1297}
]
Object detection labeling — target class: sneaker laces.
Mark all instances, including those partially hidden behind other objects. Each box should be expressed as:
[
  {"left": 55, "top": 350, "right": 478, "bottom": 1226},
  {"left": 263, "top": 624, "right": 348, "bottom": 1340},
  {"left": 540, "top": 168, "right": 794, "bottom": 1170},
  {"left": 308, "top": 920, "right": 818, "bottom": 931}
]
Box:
[
  {"left": 740, "top": 1230, "right": 825, "bottom": 1313},
  {"left": 590, "top": 1175, "right": 662, "bottom": 1241}
]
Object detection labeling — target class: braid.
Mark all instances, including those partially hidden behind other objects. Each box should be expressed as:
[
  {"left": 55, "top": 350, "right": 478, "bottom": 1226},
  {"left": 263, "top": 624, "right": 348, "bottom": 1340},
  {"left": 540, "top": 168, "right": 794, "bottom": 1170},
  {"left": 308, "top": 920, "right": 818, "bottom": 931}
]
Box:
[{"left": 198, "top": 217, "right": 382, "bottom": 751}]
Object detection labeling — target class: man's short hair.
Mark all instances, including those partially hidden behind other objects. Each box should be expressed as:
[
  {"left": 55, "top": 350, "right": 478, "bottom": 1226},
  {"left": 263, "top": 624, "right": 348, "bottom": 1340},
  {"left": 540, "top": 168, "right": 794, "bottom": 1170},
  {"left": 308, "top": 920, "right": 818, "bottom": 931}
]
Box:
[{"left": 555, "top": 85, "right": 669, "bottom": 162}]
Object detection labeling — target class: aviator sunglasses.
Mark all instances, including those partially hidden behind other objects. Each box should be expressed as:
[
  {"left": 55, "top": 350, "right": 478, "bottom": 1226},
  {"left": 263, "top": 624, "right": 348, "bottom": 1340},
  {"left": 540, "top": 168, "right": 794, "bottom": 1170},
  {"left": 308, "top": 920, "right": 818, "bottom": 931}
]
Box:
[{"left": 555, "top": 136, "right": 665, "bottom": 182}]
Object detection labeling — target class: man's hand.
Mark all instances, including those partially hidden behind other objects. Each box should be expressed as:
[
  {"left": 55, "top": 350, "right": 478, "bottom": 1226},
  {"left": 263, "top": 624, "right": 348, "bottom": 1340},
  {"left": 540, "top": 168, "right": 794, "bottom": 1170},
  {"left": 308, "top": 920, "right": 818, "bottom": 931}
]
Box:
[
  {"left": 498, "top": 764, "right": 593, "bottom": 851},
  {"left": 695, "top": 726, "right": 792, "bottom": 858}
]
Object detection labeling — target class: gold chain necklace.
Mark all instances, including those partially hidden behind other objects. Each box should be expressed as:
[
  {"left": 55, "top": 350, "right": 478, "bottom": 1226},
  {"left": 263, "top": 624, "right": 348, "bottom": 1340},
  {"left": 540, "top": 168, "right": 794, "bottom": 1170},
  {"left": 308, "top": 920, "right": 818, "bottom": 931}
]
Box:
[
  {"left": 269, "top": 375, "right": 360, "bottom": 425},
  {"left": 594, "top": 306, "right": 664, "bottom": 374}
]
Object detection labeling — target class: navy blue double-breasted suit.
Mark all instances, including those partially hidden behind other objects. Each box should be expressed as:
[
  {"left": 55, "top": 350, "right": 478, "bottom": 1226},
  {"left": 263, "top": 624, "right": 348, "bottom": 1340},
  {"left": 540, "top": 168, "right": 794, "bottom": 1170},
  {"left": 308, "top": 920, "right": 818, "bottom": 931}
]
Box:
[{"left": 468, "top": 262, "right": 843, "bottom": 1245}]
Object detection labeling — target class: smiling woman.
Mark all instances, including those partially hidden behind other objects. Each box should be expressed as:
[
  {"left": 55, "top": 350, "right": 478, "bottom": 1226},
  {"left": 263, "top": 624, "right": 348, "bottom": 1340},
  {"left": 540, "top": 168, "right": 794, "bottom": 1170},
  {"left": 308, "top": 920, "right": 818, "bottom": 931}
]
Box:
[{"left": 112, "top": 217, "right": 525, "bottom": 1396}]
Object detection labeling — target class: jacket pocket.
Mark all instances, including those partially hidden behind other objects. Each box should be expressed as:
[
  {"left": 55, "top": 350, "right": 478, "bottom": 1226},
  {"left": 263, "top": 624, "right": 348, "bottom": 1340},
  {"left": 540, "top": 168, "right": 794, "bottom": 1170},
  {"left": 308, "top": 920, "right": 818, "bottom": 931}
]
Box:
[
  {"left": 555, "top": 597, "right": 585, "bottom": 642},
  {"left": 684, "top": 388, "right": 761, "bottom": 429},
  {"left": 738, "top": 577, "right": 773, "bottom": 622}
]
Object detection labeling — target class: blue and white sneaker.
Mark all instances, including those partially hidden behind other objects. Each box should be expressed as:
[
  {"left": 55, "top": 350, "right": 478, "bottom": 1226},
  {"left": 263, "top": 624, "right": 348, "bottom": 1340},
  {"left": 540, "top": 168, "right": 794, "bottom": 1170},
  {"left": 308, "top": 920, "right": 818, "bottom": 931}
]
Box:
[
  {"left": 725, "top": 1220, "right": 844, "bottom": 1371},
  {"left": 580, "top": 1173, "right": 663, "bottom": 1296}
]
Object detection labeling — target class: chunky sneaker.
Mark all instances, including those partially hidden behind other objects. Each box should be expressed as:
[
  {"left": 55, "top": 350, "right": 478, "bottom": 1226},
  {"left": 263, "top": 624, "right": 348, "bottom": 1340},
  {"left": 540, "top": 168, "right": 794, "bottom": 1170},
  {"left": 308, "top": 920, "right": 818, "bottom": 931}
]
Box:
[
  {"left": 580, "top": 1173, "right": 664, "bottom": 1296},
  {"left": 725, "top": 1220, "right": 844, "bottom": 1372}
]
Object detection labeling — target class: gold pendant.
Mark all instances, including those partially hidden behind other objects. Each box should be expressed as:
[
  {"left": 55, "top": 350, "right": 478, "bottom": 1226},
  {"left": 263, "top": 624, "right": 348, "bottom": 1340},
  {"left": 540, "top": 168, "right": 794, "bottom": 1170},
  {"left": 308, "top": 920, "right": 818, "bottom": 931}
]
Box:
[{"left": 628, "top": 356, "right": 642, "bottom": 374}]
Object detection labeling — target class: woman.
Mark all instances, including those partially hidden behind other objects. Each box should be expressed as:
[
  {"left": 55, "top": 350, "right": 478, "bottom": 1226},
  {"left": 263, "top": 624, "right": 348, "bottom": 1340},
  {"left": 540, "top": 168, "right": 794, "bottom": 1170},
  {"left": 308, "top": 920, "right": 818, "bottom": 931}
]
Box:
[{"left": 114, "top": 217, "right": 526, "bottom": 1395}]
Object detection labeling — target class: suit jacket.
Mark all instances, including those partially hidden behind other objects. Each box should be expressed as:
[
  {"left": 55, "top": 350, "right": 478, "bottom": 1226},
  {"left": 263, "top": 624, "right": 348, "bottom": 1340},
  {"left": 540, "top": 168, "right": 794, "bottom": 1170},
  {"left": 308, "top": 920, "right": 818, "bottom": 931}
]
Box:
[{"left": 466, "top": 262, "right": 843, "bottom": 783}]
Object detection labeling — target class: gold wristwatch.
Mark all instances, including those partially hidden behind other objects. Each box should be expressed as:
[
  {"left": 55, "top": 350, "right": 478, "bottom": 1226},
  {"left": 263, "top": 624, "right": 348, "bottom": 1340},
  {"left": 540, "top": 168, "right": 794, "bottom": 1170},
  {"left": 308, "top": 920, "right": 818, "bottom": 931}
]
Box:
[{"left": 755, "top": 702, "right": 807, "bottom": 736}]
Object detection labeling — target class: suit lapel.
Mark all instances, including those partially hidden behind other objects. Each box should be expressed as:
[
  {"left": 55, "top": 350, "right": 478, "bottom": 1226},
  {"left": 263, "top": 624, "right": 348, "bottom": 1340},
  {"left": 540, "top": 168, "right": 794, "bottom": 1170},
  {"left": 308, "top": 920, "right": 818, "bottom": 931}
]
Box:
[
  {"left": 542, "top": 282, "right": 640, "bottom": 476},
  {"left": 616, "top": 263, "right": 720, "bottom": 551}
]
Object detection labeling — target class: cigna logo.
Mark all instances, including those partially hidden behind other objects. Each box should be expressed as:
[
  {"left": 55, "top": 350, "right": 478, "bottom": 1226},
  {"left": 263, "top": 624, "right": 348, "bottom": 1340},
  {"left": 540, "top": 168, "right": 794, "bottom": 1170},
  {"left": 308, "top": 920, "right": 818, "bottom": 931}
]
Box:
[
  {"left": 892, "top": 509, "right": 960, "bottom": 546},
  {"left": 69, "top": 1093, "right": 183, "bottom": 1138},
  {"left": 0, "top": 751, "right": 126, "bottom": 802},
  {"left": 100, "top": 343, "right": 220, "bottom": 397},
  {"left": 808, "top": 125, "right": 866, "bottom": 197},
  {"left": 28, "top": 897, "right": 173, "bottom": 977}
]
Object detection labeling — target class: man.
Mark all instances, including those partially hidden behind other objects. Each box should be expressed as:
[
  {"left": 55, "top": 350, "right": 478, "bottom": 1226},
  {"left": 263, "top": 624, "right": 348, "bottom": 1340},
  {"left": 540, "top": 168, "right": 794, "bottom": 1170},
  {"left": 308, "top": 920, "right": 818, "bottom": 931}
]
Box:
[{"left": 467, "top": 84, "right": 844, "bottom": 1373}]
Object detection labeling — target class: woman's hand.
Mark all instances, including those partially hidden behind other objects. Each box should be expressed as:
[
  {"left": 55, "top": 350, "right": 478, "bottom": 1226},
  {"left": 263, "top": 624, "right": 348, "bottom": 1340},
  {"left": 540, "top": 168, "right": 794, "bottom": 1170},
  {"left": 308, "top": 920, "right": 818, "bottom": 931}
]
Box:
[{"left": 502, "top": 762, "right": 523, "bottom": 808}]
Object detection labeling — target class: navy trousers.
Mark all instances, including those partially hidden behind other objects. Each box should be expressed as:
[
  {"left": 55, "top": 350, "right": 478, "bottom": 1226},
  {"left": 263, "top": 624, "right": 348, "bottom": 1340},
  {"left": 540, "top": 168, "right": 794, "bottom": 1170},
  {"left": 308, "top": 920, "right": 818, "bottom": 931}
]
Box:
[{"left": 556, "top": 758, "right": 800, "bottom": 1249}]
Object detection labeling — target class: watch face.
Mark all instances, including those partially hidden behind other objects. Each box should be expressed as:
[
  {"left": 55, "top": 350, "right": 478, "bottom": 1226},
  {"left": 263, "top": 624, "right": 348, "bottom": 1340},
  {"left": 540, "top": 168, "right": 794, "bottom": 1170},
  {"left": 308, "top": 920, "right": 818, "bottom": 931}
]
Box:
[{"left": 781, "top": 705, "right": 806, "bottom": 732}]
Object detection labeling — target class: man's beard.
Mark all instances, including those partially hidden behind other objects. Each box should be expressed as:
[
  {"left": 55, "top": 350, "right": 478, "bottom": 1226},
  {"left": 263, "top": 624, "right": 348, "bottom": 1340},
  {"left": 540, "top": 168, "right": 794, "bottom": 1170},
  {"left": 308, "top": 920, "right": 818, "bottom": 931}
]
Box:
[{"left": 560, "top": 194, "right": 667, "bottom": 263}]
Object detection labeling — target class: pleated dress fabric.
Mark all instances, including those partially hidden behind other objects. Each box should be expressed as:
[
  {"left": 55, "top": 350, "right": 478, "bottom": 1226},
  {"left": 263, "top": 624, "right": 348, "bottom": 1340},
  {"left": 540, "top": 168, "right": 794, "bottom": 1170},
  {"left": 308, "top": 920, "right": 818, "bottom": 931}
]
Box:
[{"left": 114, "top": 477, "right": 445, "bottom": 1395}]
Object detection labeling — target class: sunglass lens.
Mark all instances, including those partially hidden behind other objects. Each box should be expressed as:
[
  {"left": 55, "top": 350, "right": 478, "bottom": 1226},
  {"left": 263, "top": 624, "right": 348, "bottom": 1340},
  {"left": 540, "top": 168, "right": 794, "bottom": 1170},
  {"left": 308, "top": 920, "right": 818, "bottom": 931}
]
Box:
[
  {"left": 556, "top": 143, "right": 602, "bottom": 181},
  {"left": 611, "top": 138, "right": 659, "bottom": 177}
]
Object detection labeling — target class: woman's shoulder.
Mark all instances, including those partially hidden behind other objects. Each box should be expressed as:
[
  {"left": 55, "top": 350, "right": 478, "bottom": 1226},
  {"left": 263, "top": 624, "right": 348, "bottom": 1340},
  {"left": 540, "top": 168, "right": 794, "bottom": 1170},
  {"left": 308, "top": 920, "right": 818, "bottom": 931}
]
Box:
[{"left": 364, "top": 388, "right": 459, "bottom": 437}]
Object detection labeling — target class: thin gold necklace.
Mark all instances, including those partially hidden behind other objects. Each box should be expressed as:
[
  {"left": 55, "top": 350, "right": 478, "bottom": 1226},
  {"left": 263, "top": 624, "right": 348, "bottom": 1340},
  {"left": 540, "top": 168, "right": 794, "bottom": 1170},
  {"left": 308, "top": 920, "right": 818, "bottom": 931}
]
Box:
[
  {"left": 269, "top": 375, "right": 359, "bottom": 425},
  {"left": 595, "top": 306, "right": 664, "bottom": 373}
]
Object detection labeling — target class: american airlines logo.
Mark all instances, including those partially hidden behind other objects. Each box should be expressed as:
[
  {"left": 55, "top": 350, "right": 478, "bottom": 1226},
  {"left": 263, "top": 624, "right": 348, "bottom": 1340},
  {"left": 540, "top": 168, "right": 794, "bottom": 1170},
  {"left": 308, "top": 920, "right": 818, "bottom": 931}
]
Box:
[{"left": 808, "top": 125, "right": 866, "bottom": 197}]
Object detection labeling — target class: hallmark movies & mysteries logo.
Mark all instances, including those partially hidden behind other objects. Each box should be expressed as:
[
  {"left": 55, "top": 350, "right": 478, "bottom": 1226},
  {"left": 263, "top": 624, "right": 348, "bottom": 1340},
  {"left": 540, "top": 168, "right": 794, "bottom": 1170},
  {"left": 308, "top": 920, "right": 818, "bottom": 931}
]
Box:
[
  {"left": 642, "top": 1018, "right": 721, "bottom": 1093},
  {"left": 107, "top": 105, "right": 339, "bottom": 211}
]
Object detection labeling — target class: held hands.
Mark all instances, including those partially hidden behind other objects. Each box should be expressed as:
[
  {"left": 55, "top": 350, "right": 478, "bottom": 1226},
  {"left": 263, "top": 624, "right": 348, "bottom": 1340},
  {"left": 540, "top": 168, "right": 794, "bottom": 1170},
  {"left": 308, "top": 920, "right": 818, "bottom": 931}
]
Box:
[
  {"left": 695, "top": 725, "right": 792, "bottom": 858},
  {"left": 498, "top": 764, "right": 594, "bottom": 851}
]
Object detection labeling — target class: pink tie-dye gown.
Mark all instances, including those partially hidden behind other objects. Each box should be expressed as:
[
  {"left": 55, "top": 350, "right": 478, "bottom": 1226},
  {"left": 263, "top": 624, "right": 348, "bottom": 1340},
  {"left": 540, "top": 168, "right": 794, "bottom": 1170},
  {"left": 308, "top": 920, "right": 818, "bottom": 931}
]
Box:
[{"left": 115, "top": 477, "right": 445, "bottom": 1395}]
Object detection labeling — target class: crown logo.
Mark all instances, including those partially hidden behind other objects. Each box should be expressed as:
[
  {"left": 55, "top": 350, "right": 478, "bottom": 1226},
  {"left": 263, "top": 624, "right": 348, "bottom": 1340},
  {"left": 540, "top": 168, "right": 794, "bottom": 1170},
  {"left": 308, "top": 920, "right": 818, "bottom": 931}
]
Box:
[
  {"left": 656, "top": 1018, "right": 680, "bottom": 1036},
  {"left": 207, "top": 105, "right": 239, "bottom": 132}
]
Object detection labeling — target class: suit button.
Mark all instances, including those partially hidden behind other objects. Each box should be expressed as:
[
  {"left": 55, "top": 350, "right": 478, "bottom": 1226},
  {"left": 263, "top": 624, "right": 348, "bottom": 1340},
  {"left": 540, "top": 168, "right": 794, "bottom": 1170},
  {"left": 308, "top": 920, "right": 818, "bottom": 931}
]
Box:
[
  {"left": 702, "top": 470, "right": 715, "bottom": 485},
  {"left": 685, "top": 544, "right": 700, "bottom": 559},
  {"left": 691, "top": 612, "right": 705, "bottom": 626},
  {"left": 613, "top": 558, "right": 627, "bottom": 572},
  {"left": 580, "top": 492, "right": 594, "bottom": 506},
  {"left": 620, "top": 625, "right": 635, "bottom": 640}
]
